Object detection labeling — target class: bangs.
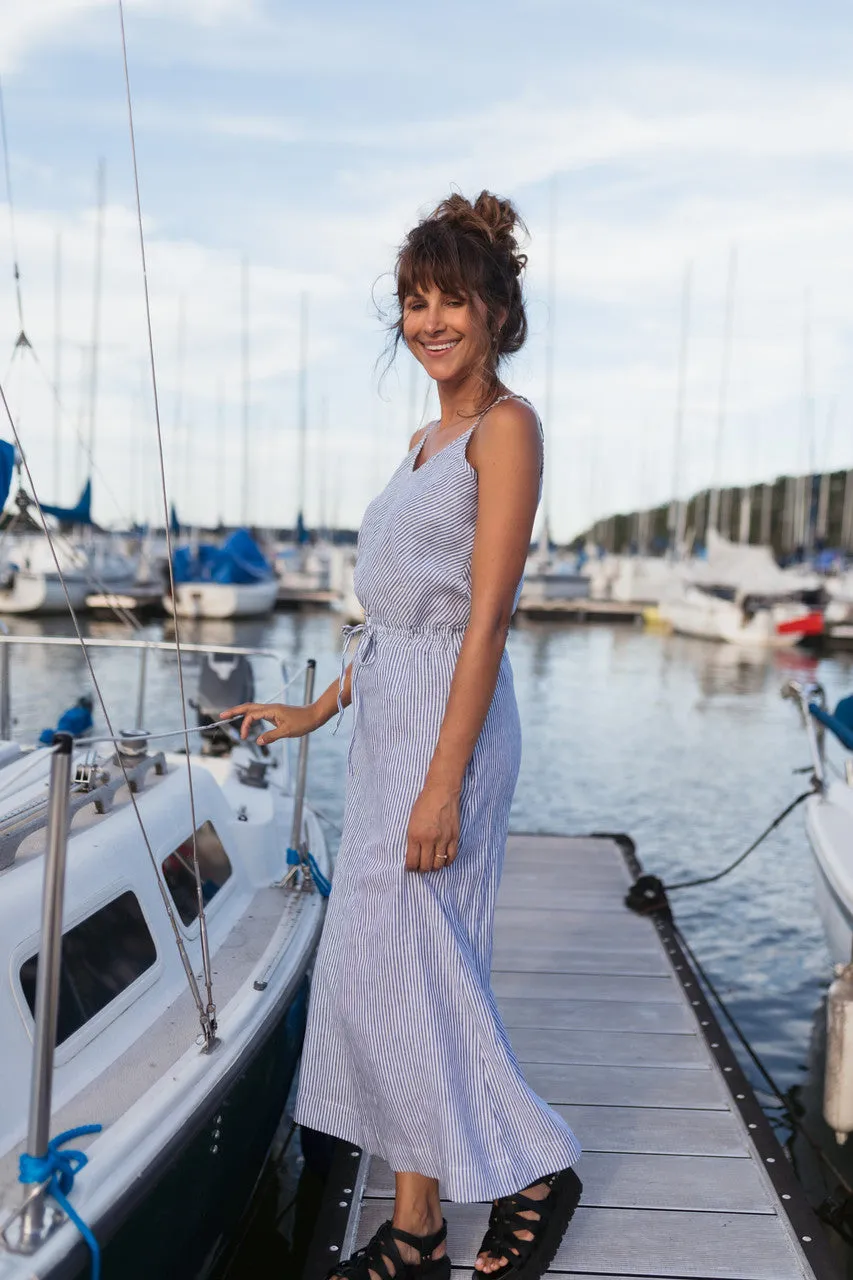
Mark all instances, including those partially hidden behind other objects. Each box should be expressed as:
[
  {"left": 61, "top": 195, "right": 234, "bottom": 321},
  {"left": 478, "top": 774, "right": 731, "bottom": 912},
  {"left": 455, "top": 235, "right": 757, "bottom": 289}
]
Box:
[{"left": 396, "top": 222, "right": 485, "bottom": 306}]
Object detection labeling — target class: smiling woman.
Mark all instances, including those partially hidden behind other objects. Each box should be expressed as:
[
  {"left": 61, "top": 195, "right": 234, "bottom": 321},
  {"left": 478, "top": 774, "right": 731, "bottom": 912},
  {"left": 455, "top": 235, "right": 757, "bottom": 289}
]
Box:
[
  {"left": 223, "top": 190, "right": 582, "bottom": 1280},
  {"left": 393, "top": 192, "right": 528, "bottom": 412}
]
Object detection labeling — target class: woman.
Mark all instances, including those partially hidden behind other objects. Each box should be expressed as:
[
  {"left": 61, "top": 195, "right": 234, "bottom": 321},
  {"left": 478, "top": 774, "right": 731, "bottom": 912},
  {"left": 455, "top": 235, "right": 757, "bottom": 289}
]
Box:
[{"left": 223, "top": 191, "right": 582, "bottom": 1280}]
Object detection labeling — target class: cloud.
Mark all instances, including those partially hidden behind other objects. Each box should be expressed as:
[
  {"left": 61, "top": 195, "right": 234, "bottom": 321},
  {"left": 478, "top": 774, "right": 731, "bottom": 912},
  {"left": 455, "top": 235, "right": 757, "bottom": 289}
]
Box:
[{"left": 2, "top": 1, "right": 853, "bottom": 539}]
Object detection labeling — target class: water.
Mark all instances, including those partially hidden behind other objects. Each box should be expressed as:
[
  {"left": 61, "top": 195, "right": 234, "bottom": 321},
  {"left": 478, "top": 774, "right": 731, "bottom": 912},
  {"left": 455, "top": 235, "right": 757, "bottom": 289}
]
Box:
[{"left": 7, "top": 612, "right": 853, "bottom": 1271}]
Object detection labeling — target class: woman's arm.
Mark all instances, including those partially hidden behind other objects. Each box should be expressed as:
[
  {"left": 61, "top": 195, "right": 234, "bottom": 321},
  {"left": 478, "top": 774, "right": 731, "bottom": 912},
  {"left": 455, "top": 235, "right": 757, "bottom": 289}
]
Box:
[
  {"left": 405, "top": 399, "right": 542, "bottom": 871},
  {"left": 221, "top": 663, "right": 352, "bottom": 743}
]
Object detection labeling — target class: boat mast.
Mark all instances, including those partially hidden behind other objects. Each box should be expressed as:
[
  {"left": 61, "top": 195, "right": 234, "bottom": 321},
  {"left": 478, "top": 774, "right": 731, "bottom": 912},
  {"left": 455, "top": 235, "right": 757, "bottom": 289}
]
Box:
[
  {"left": 86, "top": 159, "right": 106, "bottom": 497},
  {"left": 816, "top": 397, "right": 836, "bottom": 544},
  {"left": 841, "top": 467, "right": 853, "bottom": 553},
  {"left": 541, "top": 176, "right": 558, "bottom": 558},
  {"left": 709, "top": 245, "right": 737, "bottom": 536},
  {"left": 53, "top": 231, "right": 62, "bottom": 502},
  {"left": 173, "top": 296, "right": 186, "bottom": 515},
  {"left": 668, "top": 261, "right": 692, "bottom": 556},
  {"left": 794, "top": 290, "right": 814, "bottom": 554},
  {"left": 318, "top": 394, "right": 328, "bottom": 541},
  {"left": 296, "top": 291, "right": 308, "bottom": 544},
  {"left": 216, "top": 380, "right": 225, "bottom": 528},
  {"left": 241, "top": 257, "right": 250, "bottom": 528}
]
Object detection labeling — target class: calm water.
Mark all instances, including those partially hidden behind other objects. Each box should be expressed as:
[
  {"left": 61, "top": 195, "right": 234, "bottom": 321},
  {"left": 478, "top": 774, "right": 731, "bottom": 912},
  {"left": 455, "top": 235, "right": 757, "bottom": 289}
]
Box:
[{"left": 7, "top": 612, "right": 853, "bottom": 1272}]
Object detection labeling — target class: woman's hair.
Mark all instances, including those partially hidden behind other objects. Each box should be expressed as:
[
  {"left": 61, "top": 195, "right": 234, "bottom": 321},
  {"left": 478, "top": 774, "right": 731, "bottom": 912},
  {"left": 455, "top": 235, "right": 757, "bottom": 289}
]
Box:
[{"left": 391, "top": 190, "right": 528, "bottom": 405}]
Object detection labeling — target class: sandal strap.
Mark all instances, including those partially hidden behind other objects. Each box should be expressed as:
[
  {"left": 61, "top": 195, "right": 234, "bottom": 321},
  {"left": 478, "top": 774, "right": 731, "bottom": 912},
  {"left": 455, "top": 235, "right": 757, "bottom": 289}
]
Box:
[
  {"left": 327, "top": 1216, "right": 447, "bottom": 1280},
  {"left": 478, "top": 1174, "right": 562, "bottom": 1267},
  {"left": 389, "top": 1217, "right": 447, "bottom": 1259}
]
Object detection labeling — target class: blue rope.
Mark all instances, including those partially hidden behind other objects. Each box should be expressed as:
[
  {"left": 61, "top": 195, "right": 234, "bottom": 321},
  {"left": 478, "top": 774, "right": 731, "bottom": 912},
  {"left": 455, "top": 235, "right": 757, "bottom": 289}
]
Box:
[
  {"left": 19, "top": 1124, "right": 103, "bottom": 1280},
  {"left": 286, "top": 846, "right": 332, "bottom": 897}
]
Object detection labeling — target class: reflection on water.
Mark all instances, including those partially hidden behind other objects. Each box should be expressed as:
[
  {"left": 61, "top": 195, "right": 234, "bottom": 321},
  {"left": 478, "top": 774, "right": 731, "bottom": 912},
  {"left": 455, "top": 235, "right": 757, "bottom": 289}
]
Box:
[{"left": 5, "top": 612, "right": 853, "bottom": 1269}]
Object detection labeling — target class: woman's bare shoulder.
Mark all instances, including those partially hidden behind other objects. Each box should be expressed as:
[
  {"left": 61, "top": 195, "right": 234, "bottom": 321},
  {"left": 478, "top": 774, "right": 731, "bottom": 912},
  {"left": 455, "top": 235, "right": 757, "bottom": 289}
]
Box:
[{"left": 468, "top": 395, "right": 542, "bottom": 469}]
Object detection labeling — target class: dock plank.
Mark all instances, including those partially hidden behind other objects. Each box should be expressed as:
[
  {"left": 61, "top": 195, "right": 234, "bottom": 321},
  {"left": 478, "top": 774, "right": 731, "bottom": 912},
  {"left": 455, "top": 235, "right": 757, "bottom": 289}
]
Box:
[
  {"left": 498, "top": 996, "right": 695, "bottom": 1034},
  {"left": 492, "top": 944, "right": 671, "bottom": 976},
  {"left": 551, "top": 1104, "right": 751, "bottom": 1157},
  {"left": 510, "top": 1026, "right": 706, "bottom": 1068},
  {"left": 523, "top": 1061, "right": 729, "bottom": 1109},
  {"left": 365, "top": 1151, "right": 775, "bottom": 1213},
  {"left": 491, "top": 971, "right": 683, "bottom": 1004}
]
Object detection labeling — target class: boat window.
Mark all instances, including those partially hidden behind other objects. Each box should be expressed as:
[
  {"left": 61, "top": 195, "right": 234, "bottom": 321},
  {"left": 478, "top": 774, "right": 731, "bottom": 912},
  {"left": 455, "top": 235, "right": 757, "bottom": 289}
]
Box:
[
  {"left": 20, "top": 891, "right": 157, "bottom": 1046},
  {"left": 161, "top": 820, "right": 232, "bottom": 926}
]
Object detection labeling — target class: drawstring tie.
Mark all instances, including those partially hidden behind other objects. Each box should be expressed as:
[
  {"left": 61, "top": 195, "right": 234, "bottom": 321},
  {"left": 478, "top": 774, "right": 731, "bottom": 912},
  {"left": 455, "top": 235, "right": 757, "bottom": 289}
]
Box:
[{"left": 333, "top": 622, "right": 376, "bottom": 734}]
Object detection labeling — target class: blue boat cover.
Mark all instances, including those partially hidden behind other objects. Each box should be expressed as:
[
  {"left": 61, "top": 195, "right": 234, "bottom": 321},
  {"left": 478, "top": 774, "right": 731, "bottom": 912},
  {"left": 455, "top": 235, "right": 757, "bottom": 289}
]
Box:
[
  {"left": 0, "top": 440, "right": 15, "bottom": 512},
  {"left": 41, "top": 480, "right": 92, "bottom": 526},
  {"left": 810, "top": 695, "right": 853, "bottom": 753},
  {"left": 172, "top": 528, "right": 273, "bottom": 585}
]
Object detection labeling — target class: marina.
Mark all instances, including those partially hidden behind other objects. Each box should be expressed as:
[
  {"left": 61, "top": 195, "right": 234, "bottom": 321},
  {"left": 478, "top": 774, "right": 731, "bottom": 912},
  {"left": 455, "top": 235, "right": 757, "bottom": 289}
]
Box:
[{"left": 0, "top": 4, "right": 852, "bottom": 1277}]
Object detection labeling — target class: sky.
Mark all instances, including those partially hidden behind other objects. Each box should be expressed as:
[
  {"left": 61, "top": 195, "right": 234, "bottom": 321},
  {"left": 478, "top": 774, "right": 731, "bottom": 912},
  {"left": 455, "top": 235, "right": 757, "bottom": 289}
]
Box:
[{"left": 1, "top": 0, "right": 852, "bottom": 540}]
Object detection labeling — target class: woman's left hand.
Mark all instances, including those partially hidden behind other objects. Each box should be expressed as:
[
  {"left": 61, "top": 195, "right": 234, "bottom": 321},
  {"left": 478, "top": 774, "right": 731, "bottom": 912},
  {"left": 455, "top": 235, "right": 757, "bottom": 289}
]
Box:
[{"left": 405, "top": 780, "right": 461, "bottom": 873}]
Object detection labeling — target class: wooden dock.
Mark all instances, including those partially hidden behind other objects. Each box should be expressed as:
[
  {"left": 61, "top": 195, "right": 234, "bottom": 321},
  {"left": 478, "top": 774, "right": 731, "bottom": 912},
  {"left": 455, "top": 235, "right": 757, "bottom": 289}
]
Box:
[
  {"left": 305, "top": 834, "right": 836, "bottom": 1280},
  {"left": 514, "top": 600, "right": 645, "bottom": 623}
]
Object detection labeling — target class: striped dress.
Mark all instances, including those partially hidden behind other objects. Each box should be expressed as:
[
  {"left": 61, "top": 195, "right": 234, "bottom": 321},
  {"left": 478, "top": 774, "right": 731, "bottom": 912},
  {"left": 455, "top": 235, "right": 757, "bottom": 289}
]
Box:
[{"left": 293, "top": 395, "right": 581, "bottom": 1202}]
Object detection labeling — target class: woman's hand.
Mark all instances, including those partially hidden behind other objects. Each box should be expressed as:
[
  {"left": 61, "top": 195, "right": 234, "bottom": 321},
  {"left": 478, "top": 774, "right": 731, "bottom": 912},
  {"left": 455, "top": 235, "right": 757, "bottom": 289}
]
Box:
[
  {"left": 405, "top": 779, "right": 461, "bottom": 873},
  {"left": 219, "top": 701, "right": 319, "bottom": 745}
]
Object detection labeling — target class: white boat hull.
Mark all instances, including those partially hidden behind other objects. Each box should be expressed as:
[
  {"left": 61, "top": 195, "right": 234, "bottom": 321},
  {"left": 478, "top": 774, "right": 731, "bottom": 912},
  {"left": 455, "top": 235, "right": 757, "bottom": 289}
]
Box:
[
  {"left": 0, "top": 572, "right": 90, "bottom": 615},
  {"left": 659, "top": 590, "right": 809, "bottom": 648},
  {"left": 806, "top": 783, "right": 853, "bottom": 968},
  {"left": 164, "top": 579, "right": 278, "bottom": 619}
]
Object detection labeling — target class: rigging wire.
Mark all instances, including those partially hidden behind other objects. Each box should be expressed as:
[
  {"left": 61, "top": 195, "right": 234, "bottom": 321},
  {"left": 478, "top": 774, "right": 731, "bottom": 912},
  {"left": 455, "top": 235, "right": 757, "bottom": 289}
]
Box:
[
  {"left": 118, "top": 0, "right": 216, "bottom": 1036},
  {"left": 0, "top": 75, "right": 25, "bottom": 335},
  {"left": 0, "top": 374, "right": 215, "bottom": 1043}
]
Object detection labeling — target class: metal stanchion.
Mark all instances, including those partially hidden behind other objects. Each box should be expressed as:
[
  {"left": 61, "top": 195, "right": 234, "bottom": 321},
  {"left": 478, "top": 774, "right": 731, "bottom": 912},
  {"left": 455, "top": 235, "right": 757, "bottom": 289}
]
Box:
[
  {"left": 0, "top": 627, "right": 10, "bottom": 741},
  {"left": 135, "top": 644, "right": 149, "bottom": 731},
  {"left": 19, "top": 731, "right": 73, "bottom": 1248},
  {"left": 288, "top": 660, "right": 316, "bottom": 860}
]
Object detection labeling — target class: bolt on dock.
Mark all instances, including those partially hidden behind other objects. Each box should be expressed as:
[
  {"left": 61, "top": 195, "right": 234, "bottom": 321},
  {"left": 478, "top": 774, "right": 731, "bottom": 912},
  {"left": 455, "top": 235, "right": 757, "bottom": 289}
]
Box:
[{"left": 305, "top": 834, "right": 838, "bottom": 1280}]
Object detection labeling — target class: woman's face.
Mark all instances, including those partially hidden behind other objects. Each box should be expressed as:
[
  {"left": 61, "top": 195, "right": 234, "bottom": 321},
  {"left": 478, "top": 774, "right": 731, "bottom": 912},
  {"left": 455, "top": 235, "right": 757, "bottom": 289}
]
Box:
[{"left": 402, "top": 282, "right": 489, "bottom": 387}]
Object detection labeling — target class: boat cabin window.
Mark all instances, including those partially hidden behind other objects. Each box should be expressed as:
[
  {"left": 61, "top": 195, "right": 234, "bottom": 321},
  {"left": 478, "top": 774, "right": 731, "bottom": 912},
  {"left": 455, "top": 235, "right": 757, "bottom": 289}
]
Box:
[
  {"left": 161, "top": 820, "right": 232, "bottom": 926},
  {"left": 20, "top": 891, "right": 157, "bottom": 1046}
]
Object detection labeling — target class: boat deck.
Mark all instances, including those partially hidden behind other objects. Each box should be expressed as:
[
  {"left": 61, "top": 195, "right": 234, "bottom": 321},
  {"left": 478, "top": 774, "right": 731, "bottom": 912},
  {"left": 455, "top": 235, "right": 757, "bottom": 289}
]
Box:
[{"left": 305, "top": 834, "right": 835, "bottom": 1280}]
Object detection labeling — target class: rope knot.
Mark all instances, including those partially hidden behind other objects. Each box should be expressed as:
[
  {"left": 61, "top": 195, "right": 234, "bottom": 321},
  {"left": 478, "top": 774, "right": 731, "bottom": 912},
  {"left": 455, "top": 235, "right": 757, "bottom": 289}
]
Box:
[{"left": 19, "top": 1124, "right": 102, "bottom": 1279}]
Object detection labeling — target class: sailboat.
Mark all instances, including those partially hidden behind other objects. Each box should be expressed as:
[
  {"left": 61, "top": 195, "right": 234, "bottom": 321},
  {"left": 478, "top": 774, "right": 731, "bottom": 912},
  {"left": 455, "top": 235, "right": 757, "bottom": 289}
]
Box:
[
  {"left": 0, "top": 48, "right": 330, "bottom": 1279},
  {"left": 0, "top": 482, "right": 140, "bottom": 616},
  {"left": 516, "top": 181, "right": 590, "bottom": 613},
  {"left": 164, "top": 267, "right": 277, "bottom": 621},
  {"left": 658, "top": 529, "right": 823, "bottom": 647},
  {"left": 0, "top": 633, "right": 330, "bottom": 1279}
]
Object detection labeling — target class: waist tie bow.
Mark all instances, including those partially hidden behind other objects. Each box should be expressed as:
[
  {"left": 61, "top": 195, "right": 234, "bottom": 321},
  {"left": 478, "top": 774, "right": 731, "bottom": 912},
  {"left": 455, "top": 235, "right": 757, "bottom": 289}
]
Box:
[{"left": 334, "top": 621, "right": 376, "bottom": 734}]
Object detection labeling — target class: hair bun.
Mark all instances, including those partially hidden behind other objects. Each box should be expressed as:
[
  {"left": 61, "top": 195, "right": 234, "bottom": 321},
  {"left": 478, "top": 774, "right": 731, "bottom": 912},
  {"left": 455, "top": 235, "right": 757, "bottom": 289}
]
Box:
[{"left": 436, "top": 191, "right": 527, "bottom": 276}]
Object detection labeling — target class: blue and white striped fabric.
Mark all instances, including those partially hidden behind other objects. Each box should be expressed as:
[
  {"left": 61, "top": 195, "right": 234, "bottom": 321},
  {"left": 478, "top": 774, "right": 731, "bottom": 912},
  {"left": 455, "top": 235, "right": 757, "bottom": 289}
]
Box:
[{"left": 293, "top": 395, "right": 581, "bottom": 1202}]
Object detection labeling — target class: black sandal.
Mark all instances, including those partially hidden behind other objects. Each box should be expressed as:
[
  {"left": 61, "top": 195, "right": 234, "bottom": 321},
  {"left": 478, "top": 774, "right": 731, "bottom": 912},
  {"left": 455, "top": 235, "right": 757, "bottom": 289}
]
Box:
[
  {"left": 328, "top": 1217, "right": 450, "bottom": 1280},
  {"left": 472, "top": 1166, "right": 582, "bottom": 1280}
]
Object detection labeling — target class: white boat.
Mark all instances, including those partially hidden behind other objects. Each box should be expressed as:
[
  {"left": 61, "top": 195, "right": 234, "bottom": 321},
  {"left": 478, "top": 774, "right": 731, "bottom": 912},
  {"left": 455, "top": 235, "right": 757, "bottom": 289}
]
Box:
[
  {"left": 0, "top": 635, "right": 330, "bottom": 1279},
  {"left": 164, "top": 530, "right": 278, "bottom": 620},
  {"left": 586, "top": 553, "right": 683, "bottom": 607},
  {"left": 659, "top": 531, "right": 823, "bottom": 647},
  {"left": 275, "top": 542, "right": 337, "bottom": 607},
  {"left": 783, "top": 680, "right": 853, "bottom": 967},
  {"left": 0, "top": 536, "right": 137, "bottom": 616},
  {"left": 164, "top": 577, "right": 279, "bottom": 619}
]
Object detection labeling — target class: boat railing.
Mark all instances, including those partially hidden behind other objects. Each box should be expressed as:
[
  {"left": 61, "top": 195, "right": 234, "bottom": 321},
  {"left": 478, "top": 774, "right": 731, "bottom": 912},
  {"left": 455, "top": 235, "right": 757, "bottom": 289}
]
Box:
[
  {"left": 0, "top": 633, "right": 290, "bottom": 744},
  {"left": 781, "top": 678, "right": 827, "bottom": 788}
]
